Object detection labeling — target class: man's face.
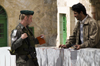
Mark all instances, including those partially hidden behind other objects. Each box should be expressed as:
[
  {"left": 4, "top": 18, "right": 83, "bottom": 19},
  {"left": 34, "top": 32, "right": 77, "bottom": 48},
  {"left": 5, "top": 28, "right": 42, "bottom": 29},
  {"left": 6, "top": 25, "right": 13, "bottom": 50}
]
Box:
[
  {"left": 26, "top": 15, "right": 33, "bottom": 25},
  {"left": 74, "top": 11, "right": 82, "bottom": 20}
]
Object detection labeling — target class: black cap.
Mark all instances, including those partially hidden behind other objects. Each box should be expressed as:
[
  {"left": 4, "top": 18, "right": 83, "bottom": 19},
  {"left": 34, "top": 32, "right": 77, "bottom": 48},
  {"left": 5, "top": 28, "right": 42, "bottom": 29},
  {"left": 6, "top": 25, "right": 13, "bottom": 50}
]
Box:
[{"left": 20, "top": 10, "right": 34, "bottom": 15}]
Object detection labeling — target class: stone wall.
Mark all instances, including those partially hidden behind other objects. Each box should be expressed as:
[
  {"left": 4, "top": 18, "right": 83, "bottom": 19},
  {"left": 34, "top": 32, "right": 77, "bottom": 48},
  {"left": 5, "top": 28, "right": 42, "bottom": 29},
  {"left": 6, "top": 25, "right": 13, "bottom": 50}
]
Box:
[
  {"left": 0, "top": 0, "right": 57, "bottom": 46},
  {"left": 79, "top": 0, "right": 92, "bottom": 16},
  {"left": 89, "top": 0, "right": 100, "bottom": 20}
]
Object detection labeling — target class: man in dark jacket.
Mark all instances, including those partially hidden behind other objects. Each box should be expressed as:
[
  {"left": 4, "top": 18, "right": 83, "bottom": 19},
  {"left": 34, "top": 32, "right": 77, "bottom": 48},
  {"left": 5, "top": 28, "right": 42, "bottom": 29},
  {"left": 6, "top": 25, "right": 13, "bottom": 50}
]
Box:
[{"left": 11, "top": 10, "right": 44, "bottom": 66}]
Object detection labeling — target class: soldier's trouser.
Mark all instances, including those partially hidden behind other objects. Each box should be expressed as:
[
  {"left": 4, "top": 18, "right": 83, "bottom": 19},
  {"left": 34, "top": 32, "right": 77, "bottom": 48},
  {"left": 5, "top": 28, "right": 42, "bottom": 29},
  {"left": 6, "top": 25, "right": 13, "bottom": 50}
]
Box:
[
  {"left": 16, "top": 55, "right": 39, "bottom": 66},
  {"left": 17, "top": 58, "right": 36, "bottom": 66}
]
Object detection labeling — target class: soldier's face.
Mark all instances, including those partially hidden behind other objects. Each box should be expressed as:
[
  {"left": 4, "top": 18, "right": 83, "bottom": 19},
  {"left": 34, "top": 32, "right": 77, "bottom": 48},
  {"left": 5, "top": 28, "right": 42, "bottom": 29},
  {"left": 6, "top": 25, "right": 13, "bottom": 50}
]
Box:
[
  {"left": 27, "top": 15, "right": 33, "bottom": 25},
  {"left": 74, "top": 11, "right": 82, "bottom": 20}
]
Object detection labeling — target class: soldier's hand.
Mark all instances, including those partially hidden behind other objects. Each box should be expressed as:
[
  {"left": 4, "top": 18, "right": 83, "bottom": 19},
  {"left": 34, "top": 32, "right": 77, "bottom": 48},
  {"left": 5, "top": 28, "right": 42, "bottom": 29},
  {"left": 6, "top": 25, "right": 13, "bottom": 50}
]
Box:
[
  {"left": 40, "top": 34, "right": 45, "bottom": 39},
  {"left": 59, "top": 44, "right": 67, "bottom": 48},
  {"left": 21, "top": 33, "right": 28, "bottom": 39}
]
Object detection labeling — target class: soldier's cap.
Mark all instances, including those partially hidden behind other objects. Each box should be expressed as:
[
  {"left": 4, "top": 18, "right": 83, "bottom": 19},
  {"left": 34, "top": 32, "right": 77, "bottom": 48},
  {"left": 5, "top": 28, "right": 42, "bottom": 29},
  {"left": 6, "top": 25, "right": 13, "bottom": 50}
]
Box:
[{"left": 20, "top": 10, "right": 34, "bottom": 15}]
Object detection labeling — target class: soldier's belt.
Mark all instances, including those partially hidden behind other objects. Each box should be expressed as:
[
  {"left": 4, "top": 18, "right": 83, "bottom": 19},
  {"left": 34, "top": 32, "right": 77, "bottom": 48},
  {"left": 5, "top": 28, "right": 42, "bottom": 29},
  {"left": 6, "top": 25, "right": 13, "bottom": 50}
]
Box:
[
  {"left": 27, "top": 54, "right": 32, "bottom": 58},
  {"left": 26, "top": 54, "right": 39, "bottom": 66}
]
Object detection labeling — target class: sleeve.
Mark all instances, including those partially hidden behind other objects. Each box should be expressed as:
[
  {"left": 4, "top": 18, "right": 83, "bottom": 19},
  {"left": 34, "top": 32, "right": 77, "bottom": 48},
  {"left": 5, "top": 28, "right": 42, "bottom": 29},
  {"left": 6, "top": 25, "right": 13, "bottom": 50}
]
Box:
[
  {"left": 80, "top": 20, "right": 98, "bottom": 48},
  {"left": 11, "top": 29, "right": 23, "bottom": 50},
  {"left": 66, "top": 22, "right": 79, "bottom": 48}
]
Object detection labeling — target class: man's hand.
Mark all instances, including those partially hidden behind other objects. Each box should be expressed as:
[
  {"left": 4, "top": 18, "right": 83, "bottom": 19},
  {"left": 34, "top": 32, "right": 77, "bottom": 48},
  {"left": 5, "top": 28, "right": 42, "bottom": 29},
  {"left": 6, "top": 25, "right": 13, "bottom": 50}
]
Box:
[
  {"left": 40, "top": 34, "right": 45, "bottom": 39},
  {"left": 21, "top": 33, "right": 28, "bottom": 39},
  {"left": 74, "top": 45, "right": 80, "bottom": 50},
  {"left": 59, "top": 44, "right": 67, "bottom": 48}
]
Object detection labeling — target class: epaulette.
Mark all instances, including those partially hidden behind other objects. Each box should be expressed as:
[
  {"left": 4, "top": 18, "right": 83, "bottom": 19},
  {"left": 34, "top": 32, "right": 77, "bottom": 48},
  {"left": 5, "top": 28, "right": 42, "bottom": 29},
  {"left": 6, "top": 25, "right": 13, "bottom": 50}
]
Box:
[
  {"left": 16, "top": 25, "right": 21, "bottom": 30},
  {"left": 16, "top": 25, "right": 23, "bottom": 33}
]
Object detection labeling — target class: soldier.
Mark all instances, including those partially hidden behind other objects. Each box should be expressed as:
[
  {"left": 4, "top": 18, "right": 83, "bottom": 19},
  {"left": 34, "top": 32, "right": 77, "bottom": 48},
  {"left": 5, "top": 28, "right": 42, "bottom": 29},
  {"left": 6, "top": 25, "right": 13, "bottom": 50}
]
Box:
[
  {"left": 59, "top": 3, "right": 100, "bottom": 49},
  {"left": 10, "top": 10, "right": 44, "bottom": 66}
]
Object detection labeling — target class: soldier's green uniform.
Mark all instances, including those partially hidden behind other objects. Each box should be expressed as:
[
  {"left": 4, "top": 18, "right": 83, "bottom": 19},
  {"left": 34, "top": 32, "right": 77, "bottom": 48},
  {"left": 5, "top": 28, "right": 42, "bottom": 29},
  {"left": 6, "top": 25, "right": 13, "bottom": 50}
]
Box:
[{"left": 11, "top": 10, "right": 39, "bottom": 66}]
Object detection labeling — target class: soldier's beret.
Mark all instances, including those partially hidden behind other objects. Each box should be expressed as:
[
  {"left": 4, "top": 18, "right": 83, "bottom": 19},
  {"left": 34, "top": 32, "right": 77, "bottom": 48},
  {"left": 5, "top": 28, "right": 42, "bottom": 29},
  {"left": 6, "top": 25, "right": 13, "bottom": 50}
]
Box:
[{"left": 20, "top": 10, "right": 34, "bottom": 15}]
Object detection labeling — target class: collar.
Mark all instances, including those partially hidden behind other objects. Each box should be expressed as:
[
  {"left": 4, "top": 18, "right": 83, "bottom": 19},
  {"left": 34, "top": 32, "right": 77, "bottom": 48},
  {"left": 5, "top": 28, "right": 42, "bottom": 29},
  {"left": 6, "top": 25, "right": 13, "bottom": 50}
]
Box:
[
  {"left": 18, "top": 23, "right": 25, "bottom": 29},
  {"left": 80, "top": 15, "right": 88, "bottom": 24}
]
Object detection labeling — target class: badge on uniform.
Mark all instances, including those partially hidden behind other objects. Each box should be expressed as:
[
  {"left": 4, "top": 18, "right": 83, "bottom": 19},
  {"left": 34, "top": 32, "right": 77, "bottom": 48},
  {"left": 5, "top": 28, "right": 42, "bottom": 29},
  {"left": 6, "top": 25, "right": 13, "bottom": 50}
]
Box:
[
  {"left": 12, "top": 30, "right": 17, "bottom": 36},
  {"left": 12, "top": 30, "right": 18, "bottom": 41}
]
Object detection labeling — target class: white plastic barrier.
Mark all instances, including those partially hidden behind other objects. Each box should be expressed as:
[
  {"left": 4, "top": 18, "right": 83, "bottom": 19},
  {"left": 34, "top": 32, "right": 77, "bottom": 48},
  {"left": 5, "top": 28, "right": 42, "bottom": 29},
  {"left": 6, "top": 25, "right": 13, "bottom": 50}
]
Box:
[
  {"left": 0, "top": 47, "right": 16, "bottom": 66},
  {"left": 0, "top": 47, "right": 100, "bottom": 66},
  {"left": 36, "top": 47, "right": 77, "bottom": 66},
  {"left": 36, "top": 48, "right": 100, "bottom": 66}
]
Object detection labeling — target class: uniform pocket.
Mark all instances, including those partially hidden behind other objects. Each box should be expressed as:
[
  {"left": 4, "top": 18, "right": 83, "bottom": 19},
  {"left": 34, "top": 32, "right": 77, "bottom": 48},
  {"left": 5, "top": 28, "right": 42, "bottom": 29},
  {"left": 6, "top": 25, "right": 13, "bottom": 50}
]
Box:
[
  {"left": 83, "top": 25, "right": 89, "bottom": 40},
  {"left": 16, "top": 56, "right": 26, "bottom": 64}
]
